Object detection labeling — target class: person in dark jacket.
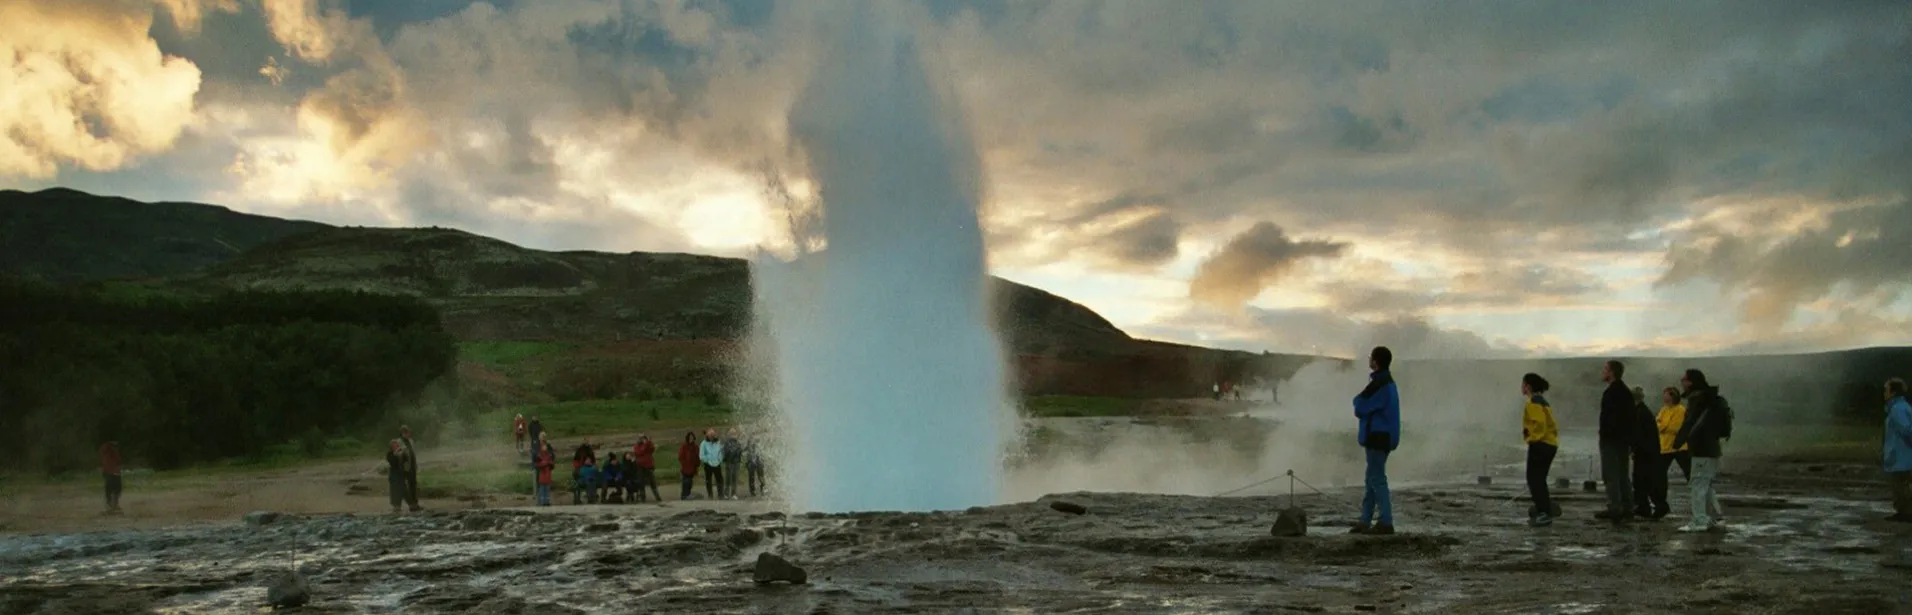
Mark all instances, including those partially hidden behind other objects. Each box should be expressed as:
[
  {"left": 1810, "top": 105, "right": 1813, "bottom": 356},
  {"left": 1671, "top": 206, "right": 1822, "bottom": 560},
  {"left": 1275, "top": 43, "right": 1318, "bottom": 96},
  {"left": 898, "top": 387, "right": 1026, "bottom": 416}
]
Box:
[
  {"left": 386, "top": 439, "right": 411, "bottom": 514},
  {"left": 1628, "top": 386, "right": 1664, "bottom": 519},
  {"left": 677, "top": 431, "right": 701, "bottom": 500},
  {"left": 533, "top": 440, "right": 556, "bottom": 506},
  {"left": 1351, "top": 346, "right": 1401, "bottom": 535},
  {"left": 398, "top": 426, "right": 423, "bottom": 513},
  {"left": 100, "top": 440, "right": 123, "bottom": 515},
  {"left": 1596, "top": 361, "right": 1634, "bottom": 522},
  {"left": 1673, "top": 368, "right": 1732, "bottom": 532},
  {"left": 722, "top": 429, "right": 745, "bottom": 500}
]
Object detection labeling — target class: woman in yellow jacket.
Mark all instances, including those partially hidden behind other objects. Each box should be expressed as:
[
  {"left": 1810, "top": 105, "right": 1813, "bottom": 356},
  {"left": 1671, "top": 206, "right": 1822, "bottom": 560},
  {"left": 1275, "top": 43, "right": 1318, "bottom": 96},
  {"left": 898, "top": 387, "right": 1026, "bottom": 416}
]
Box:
[
  {"left": 1649, "top": 387, "right": 1689, "bottom": 518},
  {"left": 1522, "top": 373, "right": 1561, "bottom": 527}
]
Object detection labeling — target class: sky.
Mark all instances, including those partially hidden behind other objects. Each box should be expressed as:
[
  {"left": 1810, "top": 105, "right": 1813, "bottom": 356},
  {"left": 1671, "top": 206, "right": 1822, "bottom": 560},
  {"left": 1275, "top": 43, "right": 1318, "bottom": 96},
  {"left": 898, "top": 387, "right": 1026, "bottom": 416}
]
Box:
[{"left": 3, "top": 0, "right": 1909, "bottom": 359}]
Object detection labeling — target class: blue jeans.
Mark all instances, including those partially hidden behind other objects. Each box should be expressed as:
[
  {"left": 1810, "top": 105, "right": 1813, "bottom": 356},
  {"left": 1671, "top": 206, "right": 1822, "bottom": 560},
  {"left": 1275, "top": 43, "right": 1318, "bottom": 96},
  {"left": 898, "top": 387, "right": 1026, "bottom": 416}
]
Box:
[
  {"left": 1361, "top": 447, "right": 1393, "bottom": 526},
  {"left": 535, "top": 484, "right": 551, "bottom": 506}
]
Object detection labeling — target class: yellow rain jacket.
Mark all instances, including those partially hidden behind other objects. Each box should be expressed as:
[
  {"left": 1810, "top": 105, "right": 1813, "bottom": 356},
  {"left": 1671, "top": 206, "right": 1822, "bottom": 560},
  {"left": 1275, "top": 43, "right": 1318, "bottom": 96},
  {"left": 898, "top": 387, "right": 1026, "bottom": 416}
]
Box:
[
  {"left": 1523, "top": 395, "right": 1559, "bottom": 447},
  {"left": 1657, "top": 403, "right": 1687, "bottom": 454}
]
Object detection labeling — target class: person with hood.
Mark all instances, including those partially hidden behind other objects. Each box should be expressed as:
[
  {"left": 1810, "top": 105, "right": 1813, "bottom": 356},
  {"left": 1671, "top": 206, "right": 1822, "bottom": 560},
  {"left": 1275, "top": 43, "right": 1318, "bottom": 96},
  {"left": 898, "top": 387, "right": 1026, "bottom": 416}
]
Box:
[
  {"left": 1882, "top": 378, "right": 1912, "bottom": 522},
  {"left": 99, "top": 440, "right": 123, "bottom": 515},
  {"left": 1596, "top": 361, "right": 1635, "bottom": 523},
  {"left": 398, "top": 426, "right": 422, "bottom": 513},
  {"left": 1629, "top": 386, "right": 1664, "bottom": 519},
  {"left": 533, "top": 437, "right": 556, "bottom": 506},
  {"left": 385, "top": 439, "right": 411, "bottom": 514},
  {"left": 513, "top": 414, "right": 528, "bottom": 455},
  {"left": 573, "top": 438, "right": 599, "bottom": 505},
  {"left": 722, "top": 428, "right": 745, "bottom": 500},
  {"left": 632, "top": 434, "right": 662, "bottom": 502},
  {"left": 1521, "top": 373, "right": 1560, "bottom": 527},
  {"left": 1351, "top": 346, "right": 1400, "bottom": 535},
  {"left": 1673, "top": 368, "right": 1733, "bottom": 532},
  {"left": 1651, "top": 387, "right": 1690, "bottom": 518},
  {"left": 601, "top": 454, "right": 626, "bottom": 503},
  {"left": 700, "top": 429, "right": 726, "bottom": 499},
  {"left": 677, "top": 431, "right": 701, "bottom": 500}
]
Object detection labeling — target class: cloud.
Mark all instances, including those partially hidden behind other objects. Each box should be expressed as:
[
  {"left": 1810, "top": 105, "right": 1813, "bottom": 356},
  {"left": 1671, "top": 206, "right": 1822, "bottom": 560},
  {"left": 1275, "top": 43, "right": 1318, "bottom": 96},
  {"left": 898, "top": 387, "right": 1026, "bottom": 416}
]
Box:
[
  {"left": 0, "top": 0, "right": 205, "bottom": 178},
  {"left": 1132, "top": 305, "right": 1523, "bottom": 361},
  {"left": 1188, "top": 222, "right": 1346, "bottom": 308}
]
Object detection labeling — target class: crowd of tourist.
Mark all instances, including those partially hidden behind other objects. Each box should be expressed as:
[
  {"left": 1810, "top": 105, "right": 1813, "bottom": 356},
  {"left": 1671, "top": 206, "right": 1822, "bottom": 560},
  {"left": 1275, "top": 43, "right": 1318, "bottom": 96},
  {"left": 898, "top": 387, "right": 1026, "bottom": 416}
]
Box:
[{"left": 520, "top": 425, "right": 771, "bottom": 507}]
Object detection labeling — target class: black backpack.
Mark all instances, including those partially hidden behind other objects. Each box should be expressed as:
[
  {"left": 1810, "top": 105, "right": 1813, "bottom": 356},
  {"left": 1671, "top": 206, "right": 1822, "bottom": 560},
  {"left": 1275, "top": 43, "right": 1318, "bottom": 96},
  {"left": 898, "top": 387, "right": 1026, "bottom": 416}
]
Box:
[{"left": 1714, "top": 394, "right": 1734, "bottom": 440}]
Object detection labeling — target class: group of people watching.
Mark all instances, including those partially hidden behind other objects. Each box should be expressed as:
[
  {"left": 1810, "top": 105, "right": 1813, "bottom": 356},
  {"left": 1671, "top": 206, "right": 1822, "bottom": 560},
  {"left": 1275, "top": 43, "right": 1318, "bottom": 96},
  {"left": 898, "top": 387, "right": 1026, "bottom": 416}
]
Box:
[{"left": 522, "top": 425, "right": 768, "bottom": 506}]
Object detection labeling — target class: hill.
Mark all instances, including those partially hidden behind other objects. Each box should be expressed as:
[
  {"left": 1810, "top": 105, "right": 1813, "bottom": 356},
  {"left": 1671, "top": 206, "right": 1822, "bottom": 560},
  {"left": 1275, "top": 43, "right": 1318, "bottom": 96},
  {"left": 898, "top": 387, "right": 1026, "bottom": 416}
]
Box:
[{"left": 0, "top": 189, "right": 1311, "bottom": 399}]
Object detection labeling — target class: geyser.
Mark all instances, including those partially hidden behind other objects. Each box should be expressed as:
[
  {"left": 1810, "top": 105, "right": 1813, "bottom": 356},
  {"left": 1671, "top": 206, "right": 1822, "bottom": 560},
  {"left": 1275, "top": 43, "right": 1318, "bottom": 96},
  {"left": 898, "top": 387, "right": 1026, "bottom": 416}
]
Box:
[{"left": 747, "top": 6, "right": 1011, "bottom": 513}]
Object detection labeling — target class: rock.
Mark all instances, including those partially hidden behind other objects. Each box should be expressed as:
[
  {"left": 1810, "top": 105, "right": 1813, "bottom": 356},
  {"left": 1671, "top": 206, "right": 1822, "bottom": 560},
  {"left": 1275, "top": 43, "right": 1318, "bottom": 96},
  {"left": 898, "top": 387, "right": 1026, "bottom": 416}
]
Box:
[
  {"left": 345, "top": 483, "right": 370, "bottom": 495},
  {"left": 265, "top": 570, "right": 310, "bottom": 608},
  {"left": 244, "top": 511, "right": 283, "bottom": 526},
  {"left": 1270, "top": 507, "right": 1308, "bottom": 537},
  {"left": 584, "top": 522, "right": 619, "bottom": 533},
  {"left": 726, "top": 528, "right": 764, "bottom": 549},
  {"left": 1049, "top": 501, "right": 1087, "bottom": 515},
  {"left": 753, "top": 553, "right": 808, "bottom": 585}
]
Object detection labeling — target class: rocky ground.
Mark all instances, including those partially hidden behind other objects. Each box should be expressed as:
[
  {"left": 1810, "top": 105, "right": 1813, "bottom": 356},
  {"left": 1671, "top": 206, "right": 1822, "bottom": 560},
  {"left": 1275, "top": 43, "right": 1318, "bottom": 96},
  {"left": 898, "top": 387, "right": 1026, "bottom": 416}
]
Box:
[{"left": 2, "top": 460, "right": 1910, "bottom": 614}]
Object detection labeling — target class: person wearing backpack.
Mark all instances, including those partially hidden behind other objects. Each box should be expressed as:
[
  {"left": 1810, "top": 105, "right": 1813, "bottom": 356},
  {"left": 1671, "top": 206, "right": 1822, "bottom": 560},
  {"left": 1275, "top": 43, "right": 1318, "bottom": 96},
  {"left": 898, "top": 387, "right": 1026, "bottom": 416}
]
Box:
[
  {"left": 1521, "top": 373, "right": 1561, "bottom": 527},
  {"left": 1882, "top": 378, "right": 1912, "bottom": 522},
  {"left": 1673, "top": 368, "right": 1733, "bottom": 532},
  {"left": 1351, "top": 346, "right": 1400, "bottom": 535}
]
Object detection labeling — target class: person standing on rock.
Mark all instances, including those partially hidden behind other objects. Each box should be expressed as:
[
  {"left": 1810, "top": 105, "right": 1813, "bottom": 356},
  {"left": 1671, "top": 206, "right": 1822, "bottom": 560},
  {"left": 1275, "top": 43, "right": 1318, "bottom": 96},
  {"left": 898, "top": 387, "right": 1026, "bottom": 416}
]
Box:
[
  {"left": 513, "top": 414, "right": 528, "bottom": 456},
  {"left": 701, "top": 429, "right": 726, "bottom": 499},
  {"left": 1881, "top": 378, "right": 1912, "bottom": 522},
  {"left": 1595, "top": 361, "right": 1635, "bottom": 523},
  {"left": 722, "top": 428, "right": 745, "bottom": 501},
  {"left": 1351, "top": 346, "right": 1399, "bottom": 535},
  {"left": 398, "top": 426, "right": 422, "bottom": 513},
  {"left": 1652, "top": 386, "right": 1690, "bottom": 517},
  {"left": 1521, "top": 373, "right": 1560, "bottom": 527},
  {"left": 99, "top": 440, "right": 123, "bottom": 515},
  {"left": 1673, "top": 368, "right": 1733, "bottom": 533},
  {"left": 633, "top": 434, "right": 662, "bottom": 503},
  {"left": 385, "top": 439, "right": 411, "bottom": 514},
  {"left": 678, "top": 431, "right": 701, "bottom": 500},
  {"left": 534, "top": 440, "right": 556, "bottom": 506}
]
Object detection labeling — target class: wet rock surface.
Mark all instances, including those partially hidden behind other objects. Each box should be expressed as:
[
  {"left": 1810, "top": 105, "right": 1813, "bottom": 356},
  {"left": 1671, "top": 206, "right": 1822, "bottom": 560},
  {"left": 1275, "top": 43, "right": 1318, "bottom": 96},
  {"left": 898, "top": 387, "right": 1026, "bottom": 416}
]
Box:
[
  {"left": 752, "top": 553, "right": 808, "bottom": 585},
  {"left": 2, "top": 463, "right": 1909, "bottom": 613}
]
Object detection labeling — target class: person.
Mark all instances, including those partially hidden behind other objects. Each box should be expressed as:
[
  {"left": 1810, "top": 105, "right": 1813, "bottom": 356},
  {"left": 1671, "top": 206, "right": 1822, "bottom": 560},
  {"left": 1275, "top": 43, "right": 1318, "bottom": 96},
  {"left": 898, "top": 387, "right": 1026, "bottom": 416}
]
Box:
[
  {"left": 1596, "top": 360, "right": 1634, "bottom": 523},
  {"left": 700, "top": 429, "right": 726, "bottom": 499},
  {"left": 572, "top": 438, "right": 598, "bottom": 505},
  {"left": 677, "top": 431, "right": 701, "bottom": 500},
  {"left": 1351, "top": 346, "right": 1400, "bottom": 535},
  {"left": 744, "top": 434, "right": 766, "bottom": 497},
  {"left": 513, "top": 414, "right": 528, "bottom": 455},
  {"left": 385, "top": 439, "right": 411, "bottom": 514},
  {"left": 527, "top": 416, "right": 544, "bottom": 452},
  {"left": 601, "top": 455, "right": 626, "bottom": 504},
  {"left": 1521, "top": 373, "right": 1560, "bottom": 527},
  {"left": 633, "top": 434, "right": 662, "bottom": 502},
  {"left": 533, "top": 440, "right": 556, "bottom": 506},
  {"left": 99, "top": 440, "right": 123, "bottom": 515},
  {"left": 1650, "top": 387, "right": 1689, "bottom": 518},
  {"left": 722, "top": 429, "right": 744, "bottom": 500},
  {"left": 1882, "top": 378, "right": 1912, "bottom": 522},
  {"left": 1629, "top": 386, "right": 1663, "bottom": 519},
  {"left": 398, "top": 426, "right": 422, "bottom": 513},
  {"left": 1673, "top": 368, "right": 1733, "bottom": 532}
]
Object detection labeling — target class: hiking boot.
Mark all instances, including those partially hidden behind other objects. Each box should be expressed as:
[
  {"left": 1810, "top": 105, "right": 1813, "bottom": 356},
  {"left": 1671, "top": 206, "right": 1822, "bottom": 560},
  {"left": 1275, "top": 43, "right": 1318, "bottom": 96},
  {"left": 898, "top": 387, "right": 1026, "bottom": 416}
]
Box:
[
  {"left": 1348, "top": 524, "right": 1371, "bottom": 535},
  {"left": 1529, "top": 514, "right": 1553, "bottom": 527},
  {"left": 1368, "top": 524, "right": 1396, "bottom": 535}
]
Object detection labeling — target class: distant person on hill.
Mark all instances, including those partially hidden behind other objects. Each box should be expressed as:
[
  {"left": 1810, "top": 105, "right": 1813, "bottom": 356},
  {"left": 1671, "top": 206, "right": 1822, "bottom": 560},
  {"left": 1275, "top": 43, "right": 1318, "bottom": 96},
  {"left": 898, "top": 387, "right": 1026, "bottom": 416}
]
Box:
[
  {"left": 1629, "top": 386, "right": 1664, "bottom": 519},
  {"left": 1651, "top": 387, "right": 1689, "bottom": 517},
  {"left": 1596, "top": 361, "right": 1635, "bottom": 523},
  {"left": 398, "top": 426, "right": 422, "bottom": 513},
  {"left": 385, "top": 439, "right": 411, "bottom": 514},
  {"left": 633, "top": 434, "right": 662, "bottom": 502},
  {"left": 1521, "top": 373, "right": 1560, "bottom": 527},
  {"left": 1351, "top": 346, "right": 1400, "bottom": 535},
  {"left": 744, "top": 434, "right": 766, "bottom": 497},
  {"left": 678, "top": 432, "right": 701, "bottom": 500},
  {"left": 527, "top": 416, "right": 544, "bottom": 452},
  {"left": 722, "top": 429, "right": 744, "bottom": 500},
  {"left": 1882, "top": 378, "right": 1912, "bottom": 522},
  {"left": 1673, "top": 368, "right": 1733, "bottom": 533},
  {"left": 700, "top": 429, "right": 726, "bottom": 499},
  {"left": 99, "top": 440, "right": 123, "bottom": 515},
  {"left": 513, "top": 414, "right": 528, "bottom": 455},
  {"left": 533, "top": 441, "right": 556, "bottom": 506}
]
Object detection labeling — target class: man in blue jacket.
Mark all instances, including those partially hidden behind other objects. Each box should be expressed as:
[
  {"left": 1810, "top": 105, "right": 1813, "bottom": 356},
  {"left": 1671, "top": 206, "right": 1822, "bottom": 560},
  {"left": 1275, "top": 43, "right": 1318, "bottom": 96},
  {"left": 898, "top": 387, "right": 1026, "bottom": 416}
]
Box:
[
  {"left": 1883, "top": 378, "right": 1912, "bottom": 522},
  {"left": 1352, "top": 346, "right": 1400, "bottom": 535}
]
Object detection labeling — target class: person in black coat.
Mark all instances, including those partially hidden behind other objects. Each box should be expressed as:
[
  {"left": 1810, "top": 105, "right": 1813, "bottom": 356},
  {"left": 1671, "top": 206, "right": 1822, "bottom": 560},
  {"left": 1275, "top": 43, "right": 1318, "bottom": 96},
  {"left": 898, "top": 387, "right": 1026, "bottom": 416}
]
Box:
[
  {"left": 1628, "top": 386, "right": 1666, "bottom": 518},
  {"left": 1596, "top": 360, "right": 1635, "bottom": 522}
]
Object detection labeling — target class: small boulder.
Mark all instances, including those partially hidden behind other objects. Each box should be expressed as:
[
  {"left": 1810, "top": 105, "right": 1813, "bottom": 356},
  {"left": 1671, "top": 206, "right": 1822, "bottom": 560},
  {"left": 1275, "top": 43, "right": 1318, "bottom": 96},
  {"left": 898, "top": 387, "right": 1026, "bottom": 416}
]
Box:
[
  {"left": 726, "top": 528, "right": 764, "bottom": 549},
  {"left": 244, "top": 511, "right": 283, "bottom": 526},
  {"left": 265, "top": 570, "right": 310, "bottom": 608},
  {"left": 1270, "top": 507, "right": 1308, "bottom": 537},
  {"left": 753, "top": 553, "right": 808, "bottom": 585},
  {"left": 1049, "top": 501, "right": 1087, "bottom": 515},
  {"left": 584, "top": 522, "right": 619, "bottom": 533}
]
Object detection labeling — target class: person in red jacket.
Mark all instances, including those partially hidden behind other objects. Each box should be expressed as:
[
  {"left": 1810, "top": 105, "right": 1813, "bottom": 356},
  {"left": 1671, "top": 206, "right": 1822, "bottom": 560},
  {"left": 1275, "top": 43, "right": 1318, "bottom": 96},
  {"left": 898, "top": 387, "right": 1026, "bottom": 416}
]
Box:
[
  {"left": 513, "top": 414, "right": 528, "bottom": 455},
  {"left": 632, "top": 434, "right": 662, "bottom": 502},
  {"left": 676, "top": 431, "right": 700, "bottom": 500},
  {"left": 533, "top": 438, "right": 556, "bottom": 506},
  {"left": 99, "top": 441, "right": 123, "bottom": 514}
]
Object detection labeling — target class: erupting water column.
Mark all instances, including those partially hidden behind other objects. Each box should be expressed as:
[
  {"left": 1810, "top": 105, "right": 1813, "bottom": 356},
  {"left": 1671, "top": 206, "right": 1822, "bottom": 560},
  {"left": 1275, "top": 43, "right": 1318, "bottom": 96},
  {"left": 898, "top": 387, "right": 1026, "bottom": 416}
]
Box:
[{"left": 747, "top": 5, "right": 1011, "bottom": 513}]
